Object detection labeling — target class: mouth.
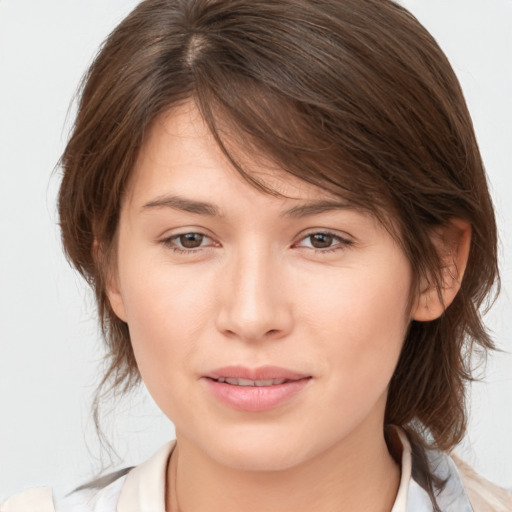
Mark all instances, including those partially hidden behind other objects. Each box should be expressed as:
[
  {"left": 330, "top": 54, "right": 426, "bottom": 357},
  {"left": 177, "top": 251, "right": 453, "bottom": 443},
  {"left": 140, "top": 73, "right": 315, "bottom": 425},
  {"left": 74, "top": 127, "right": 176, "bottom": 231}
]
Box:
[
  {"left": 210, "top": 377, "right": 294, "bottom": 387},
  {"left": 204, "top": 365, "right": 311, "bottom": 382},
  {"left": 202, "top": 366, "right": 312, "bottom": 411}
]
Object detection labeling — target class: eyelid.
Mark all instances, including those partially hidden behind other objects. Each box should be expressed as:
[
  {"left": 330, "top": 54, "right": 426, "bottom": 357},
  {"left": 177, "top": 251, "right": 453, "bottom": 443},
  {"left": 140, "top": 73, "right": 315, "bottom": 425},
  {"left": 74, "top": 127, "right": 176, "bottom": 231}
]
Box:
[
  {"left": 157, "top": 227, "right": 354, "bottom": 253},
  {"left": 293, "top": 229, "right": 354, "bottom": 251},
  {"left": 159, "top": 228, "right": 219, "bottom": 252}
]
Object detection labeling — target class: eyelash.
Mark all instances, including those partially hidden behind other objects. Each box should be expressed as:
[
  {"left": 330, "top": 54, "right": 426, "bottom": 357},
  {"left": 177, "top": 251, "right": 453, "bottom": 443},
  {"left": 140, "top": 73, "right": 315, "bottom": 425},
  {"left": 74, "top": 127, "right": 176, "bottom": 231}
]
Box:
[
  {"left": 161, "top": 232, "right": 217, "bottom": 254},
  {"left": 294, "top": 231, "right": 354, "bottom": 253},
  {"left": 160, "top": 231, "right": 353, "bottom": 255}
]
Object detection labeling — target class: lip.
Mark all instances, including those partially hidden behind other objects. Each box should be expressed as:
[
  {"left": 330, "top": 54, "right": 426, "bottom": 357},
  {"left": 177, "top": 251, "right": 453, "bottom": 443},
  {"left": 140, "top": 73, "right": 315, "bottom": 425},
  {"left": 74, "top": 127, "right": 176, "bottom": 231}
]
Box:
[
  {"left": 204, "top": 365, "right": 310, "bottom": 382},
  {"left": 202, "top": 365, "right": 312, "bottom": 412}
]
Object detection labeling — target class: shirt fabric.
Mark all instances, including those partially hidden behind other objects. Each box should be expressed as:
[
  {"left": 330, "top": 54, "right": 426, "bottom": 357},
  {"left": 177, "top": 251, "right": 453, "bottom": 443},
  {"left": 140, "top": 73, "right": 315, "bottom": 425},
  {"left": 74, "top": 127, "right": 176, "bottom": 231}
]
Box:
[
  {"left": 52, "top": 428, "right": 473, "bottom": 512},
  {"left": 2, "top": 429, "right": 479, "bottom": 511}
]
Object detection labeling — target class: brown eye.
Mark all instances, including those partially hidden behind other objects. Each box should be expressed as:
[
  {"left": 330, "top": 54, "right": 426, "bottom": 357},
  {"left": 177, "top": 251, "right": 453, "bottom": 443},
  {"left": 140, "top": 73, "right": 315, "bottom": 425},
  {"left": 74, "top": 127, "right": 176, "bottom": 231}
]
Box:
[
  {"left": 162, "top": 232, "right": 217, "bottom": 253},
  {"left": 295, "top": 231, "right": 352, "bottom": 253},
  {"left": 309, "top": 233, "right": 334, "bottom": 249},
  {"left": 179, "top": 233, "right": 204, "bottom": 249}
]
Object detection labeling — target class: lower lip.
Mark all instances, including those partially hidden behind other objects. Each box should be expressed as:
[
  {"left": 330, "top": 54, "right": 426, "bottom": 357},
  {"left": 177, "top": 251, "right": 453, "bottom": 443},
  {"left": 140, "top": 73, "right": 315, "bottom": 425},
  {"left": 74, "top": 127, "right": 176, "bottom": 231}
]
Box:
[{"left": 203, "top": 378, "right": 311, "bottom": 412}]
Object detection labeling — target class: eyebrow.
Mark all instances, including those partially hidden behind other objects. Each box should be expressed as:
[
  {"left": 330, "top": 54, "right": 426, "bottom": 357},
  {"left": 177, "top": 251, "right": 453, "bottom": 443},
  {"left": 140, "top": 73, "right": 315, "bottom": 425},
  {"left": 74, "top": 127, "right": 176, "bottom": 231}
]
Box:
[
  {"left": 142, "top": 195, "right": 222, "bottom": 216},
  {"left": 282, "top": 199, "right": 354, "bottom": 218},
  {"left": 142, "top": 195, "right": 353, "bottom": 218}
]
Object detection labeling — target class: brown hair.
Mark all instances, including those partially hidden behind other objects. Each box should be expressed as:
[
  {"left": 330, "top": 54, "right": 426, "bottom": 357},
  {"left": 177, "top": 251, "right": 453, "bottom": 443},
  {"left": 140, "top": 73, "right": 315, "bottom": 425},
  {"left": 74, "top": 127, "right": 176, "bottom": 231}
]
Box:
[{"left": 58, "top": 0, "right": 498, "bottom": 504}]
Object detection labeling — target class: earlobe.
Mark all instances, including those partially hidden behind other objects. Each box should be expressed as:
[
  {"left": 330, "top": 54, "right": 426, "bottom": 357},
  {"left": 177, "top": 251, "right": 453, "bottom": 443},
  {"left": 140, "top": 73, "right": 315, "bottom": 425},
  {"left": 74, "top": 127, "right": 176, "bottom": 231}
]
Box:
[
  {"left": 412, "top": 219, "right": 471, "bottom": 322},
  {"left": 94, "top": 238, "right": 128, "bottom": 323},
  {"left": 107, "top": 275, "right": 128, "bottom": 323}
]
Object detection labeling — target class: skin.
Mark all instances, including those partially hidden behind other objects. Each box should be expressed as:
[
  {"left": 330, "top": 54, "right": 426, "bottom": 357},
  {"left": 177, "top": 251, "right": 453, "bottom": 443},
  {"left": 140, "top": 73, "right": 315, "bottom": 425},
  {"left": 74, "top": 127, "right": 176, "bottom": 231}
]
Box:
[{"left": 107, "top": 101, "right": 469, "bottom": 512}]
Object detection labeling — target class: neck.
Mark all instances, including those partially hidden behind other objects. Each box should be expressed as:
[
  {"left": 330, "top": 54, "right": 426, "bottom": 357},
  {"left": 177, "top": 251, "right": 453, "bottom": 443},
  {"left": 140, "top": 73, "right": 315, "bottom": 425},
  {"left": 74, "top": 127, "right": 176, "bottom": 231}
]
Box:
[{"left": 166, "top": 423, "right": 400, "bottom": 512}]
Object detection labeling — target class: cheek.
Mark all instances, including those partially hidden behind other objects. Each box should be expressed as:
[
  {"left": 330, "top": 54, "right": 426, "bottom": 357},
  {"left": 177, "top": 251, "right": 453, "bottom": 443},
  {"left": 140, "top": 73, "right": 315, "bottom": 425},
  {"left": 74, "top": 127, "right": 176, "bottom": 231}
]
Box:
[
  {"left": 117, "top": 258, "right": 216, "bottom": 392},
  {"left": 298, "top": 259, "right": 411, "bottom": 389}
]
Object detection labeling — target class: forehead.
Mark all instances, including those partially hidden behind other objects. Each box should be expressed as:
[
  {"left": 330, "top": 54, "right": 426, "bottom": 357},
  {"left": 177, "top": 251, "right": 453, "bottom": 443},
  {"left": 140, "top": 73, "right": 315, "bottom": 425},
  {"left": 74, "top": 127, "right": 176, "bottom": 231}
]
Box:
[{"left": 127, "top": 100, "right": 351, "bottom": 210}]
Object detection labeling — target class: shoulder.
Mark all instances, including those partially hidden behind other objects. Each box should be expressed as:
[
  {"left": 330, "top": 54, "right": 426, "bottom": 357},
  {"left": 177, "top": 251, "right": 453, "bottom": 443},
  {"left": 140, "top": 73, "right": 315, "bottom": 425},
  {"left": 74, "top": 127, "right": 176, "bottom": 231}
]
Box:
[
  {"left": 0, "top": 471, "right": 129, "bottom": 512},
  {"left": 1, "top": 487, "right": 55, "bottom": 512},
  {"left": 395, "top": 427, "right": 511, "bottom": 512},
  {"left": 452, "top": 455, "right": 512, "bottom": 512},
  {"left": 0, "top": 442, "right": 174, "bottom": 512},
  {"left": 0, "top": 476, "right": 127, "bottom": 512}
]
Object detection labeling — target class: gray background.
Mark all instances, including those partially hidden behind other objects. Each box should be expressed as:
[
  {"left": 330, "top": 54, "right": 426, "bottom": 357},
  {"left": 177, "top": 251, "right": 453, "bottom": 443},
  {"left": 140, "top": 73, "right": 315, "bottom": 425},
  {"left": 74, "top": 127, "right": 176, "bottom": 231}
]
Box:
[{"left": 1, "top": 0, "right": 511, "bottom": 500}]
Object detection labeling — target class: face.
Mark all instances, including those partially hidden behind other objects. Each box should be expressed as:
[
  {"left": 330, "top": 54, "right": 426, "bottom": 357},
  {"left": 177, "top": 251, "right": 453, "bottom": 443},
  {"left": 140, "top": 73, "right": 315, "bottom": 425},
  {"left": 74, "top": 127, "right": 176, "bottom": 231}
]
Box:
[{"left": 108, "top": 101, "right": 415, "bottom": 471}]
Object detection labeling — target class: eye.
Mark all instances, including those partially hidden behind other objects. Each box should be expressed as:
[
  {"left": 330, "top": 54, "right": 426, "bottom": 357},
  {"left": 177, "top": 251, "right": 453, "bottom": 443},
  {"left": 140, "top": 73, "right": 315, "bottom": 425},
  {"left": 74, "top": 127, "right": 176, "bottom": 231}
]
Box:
[
  {"left": 295, "top": 231, "right": 352, "bottom": 252},
  {"left": 176, "top": 233, "right": 207, "bottom": 249},
  {"left": 161, "top": 232, "right": 215, "bottom": 252},
  {"left": 307, "top": 233, "right": 335, "bottom": 249}
]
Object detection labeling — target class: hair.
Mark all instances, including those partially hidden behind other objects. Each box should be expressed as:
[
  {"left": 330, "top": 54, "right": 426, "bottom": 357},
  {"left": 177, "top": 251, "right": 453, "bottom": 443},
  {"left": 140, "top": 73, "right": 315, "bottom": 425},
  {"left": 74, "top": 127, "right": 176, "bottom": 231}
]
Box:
[{"left": 58, "top": 0, "right": 499, "bottom": 506}]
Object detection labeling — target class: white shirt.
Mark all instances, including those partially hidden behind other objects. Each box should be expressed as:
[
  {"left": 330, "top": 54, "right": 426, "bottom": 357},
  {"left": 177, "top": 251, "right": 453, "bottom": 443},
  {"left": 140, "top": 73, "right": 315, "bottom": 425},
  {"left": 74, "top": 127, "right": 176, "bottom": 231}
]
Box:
[{"left": 2, "top": 429, "right": 476, "bottom": 511}]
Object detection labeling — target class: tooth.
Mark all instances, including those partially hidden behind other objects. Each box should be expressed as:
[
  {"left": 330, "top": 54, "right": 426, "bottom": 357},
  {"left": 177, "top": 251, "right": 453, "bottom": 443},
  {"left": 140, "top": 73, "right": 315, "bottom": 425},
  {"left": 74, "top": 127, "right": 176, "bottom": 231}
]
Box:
[
  {"left": 237, "top": 378, "right": 255, "bottom": 386},
  {"left": 255, "top": 379, "right": 274, "bottom": 387},
  {"left": 219, "top": 378, "right": 288, "bottom": 387}
]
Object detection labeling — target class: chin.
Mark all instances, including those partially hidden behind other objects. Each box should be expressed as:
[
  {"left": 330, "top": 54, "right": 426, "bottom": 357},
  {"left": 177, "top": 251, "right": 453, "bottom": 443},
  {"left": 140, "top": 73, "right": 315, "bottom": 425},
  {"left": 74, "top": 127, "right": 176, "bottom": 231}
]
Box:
[
  {"left": 215, "top": 445, "right": 308, "bottom": 472},
  {"left": 198, "top": 426, "right": 324, "bottom": 472}
]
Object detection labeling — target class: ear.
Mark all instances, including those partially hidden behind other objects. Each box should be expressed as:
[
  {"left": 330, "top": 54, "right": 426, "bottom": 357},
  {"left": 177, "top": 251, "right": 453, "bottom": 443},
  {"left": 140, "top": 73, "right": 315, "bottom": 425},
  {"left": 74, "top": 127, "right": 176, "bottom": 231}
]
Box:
[
  {"left": 94, "top": 238, "right": 128, "bottom": 323},
  {"left": 106, "top": 271, "right": 128, "bottom": 323},
  {"left": 412, "top": 219, "right": 471, "bottom": 322}
]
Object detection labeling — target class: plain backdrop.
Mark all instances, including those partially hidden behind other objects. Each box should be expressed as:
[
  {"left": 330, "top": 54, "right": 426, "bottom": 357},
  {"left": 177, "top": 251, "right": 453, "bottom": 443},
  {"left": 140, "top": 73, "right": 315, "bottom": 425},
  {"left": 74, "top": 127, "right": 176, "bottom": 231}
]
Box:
[{"left": 0, "top": 0, "right": 511, "bottom": 501}]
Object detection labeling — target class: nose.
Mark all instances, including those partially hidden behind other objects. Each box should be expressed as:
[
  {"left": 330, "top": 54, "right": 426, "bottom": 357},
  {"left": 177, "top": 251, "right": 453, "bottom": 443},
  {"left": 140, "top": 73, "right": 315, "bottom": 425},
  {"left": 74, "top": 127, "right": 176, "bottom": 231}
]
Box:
[{"left": 215, "top": 246, "right": 293, "bottom": 342}]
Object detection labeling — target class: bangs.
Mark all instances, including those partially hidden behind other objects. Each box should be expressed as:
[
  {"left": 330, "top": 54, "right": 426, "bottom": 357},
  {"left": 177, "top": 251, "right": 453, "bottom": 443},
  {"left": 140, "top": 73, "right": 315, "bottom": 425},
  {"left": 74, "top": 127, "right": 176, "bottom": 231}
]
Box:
[{"left": 193, "top": 74, "right": 395, "bottom": 220}]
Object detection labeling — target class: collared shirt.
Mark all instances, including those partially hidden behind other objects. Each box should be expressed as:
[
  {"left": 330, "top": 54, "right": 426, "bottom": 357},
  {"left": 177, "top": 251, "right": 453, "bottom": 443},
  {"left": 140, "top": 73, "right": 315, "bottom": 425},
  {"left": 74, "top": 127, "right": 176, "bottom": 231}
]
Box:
[{"left": 46, "top": 429, "right": 475, "bottom": 512}]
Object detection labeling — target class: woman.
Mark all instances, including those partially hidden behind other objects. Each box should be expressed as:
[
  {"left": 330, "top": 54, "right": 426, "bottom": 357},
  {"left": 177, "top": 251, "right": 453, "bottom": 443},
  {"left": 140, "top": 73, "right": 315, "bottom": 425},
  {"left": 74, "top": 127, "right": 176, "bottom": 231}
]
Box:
[{"left": 2, "top": 0, "right": 511, "bottom": 510}]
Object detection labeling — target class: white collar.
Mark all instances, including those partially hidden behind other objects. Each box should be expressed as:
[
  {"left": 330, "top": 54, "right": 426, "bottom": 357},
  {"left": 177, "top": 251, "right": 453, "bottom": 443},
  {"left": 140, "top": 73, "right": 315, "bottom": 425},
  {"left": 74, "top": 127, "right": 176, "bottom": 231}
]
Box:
[
  {"left": 116, "top": 441, "right": 174, "bottom": 512},
  {"left": 86, "top": 429, "right": 471, "bottom": 512}
]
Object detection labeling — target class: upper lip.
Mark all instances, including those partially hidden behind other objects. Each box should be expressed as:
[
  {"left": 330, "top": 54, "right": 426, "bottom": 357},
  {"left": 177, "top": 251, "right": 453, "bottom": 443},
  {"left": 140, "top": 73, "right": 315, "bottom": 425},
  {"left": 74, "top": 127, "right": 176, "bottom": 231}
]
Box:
[{"left": 204, "top": 365, "right": 311, "bottom": 382}]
